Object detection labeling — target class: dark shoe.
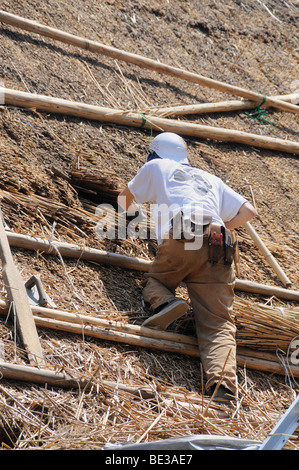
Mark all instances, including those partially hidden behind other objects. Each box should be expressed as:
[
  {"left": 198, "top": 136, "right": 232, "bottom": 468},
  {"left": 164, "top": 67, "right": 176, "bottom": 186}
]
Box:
[
  {"left": 211, "top": 384, "right": 236, "bottom": 403},
  {"left": 142, "top": 299, "right": 189, "bottom": 330}
]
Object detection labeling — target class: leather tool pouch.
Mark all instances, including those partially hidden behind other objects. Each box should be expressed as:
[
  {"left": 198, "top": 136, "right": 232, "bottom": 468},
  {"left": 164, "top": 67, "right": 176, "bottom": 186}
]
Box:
[
  {"left": 208, "top": 224, "right": 224, "bottom": 265},
  {"left": 208, "top": 225, "right": 236, "bottom": 266},
  {"left": 223, "top": 229, "right": 236, "bottom": 267},
  {"left": 224, "top": 244, "right": 235, "bottom": 266}
]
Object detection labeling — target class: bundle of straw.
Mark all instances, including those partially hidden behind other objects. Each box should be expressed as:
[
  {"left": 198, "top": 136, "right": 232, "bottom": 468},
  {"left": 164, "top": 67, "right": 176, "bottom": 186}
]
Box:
[
  {"left": 234, "top": 297, "right": 299, "bottom": 352},
  {"left": 70, "top": 167, "right": 125, "bottom": 205}
]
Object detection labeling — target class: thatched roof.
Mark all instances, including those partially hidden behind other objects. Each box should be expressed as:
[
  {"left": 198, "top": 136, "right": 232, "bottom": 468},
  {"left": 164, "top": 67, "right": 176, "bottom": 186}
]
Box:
[{"left": 0, "top": 0, "right": 298, "bottom": 450}]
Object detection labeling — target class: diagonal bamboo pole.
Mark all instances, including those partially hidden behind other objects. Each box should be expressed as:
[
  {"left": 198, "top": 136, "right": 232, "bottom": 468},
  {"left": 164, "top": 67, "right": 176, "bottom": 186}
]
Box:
[
  {"left": 148, "top": 93, "right": 299, "bottom": 117},
  {"left": 2, "top": 87, "right": 299, "bottom": 154},
  {"left": 0, "top": 218, "right": 45, "bottom": 367},
  {"left": 244, "top": 222, "right": 292, "bottom": 287},
  {"left": 0, "top": 10, "right": 298, "bottom": 114}
]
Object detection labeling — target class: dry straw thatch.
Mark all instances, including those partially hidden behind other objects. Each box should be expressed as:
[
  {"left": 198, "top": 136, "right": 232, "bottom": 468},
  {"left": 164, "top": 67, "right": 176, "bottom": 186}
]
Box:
[
  {"left": 0, "top": 327, "right": 297, "bottom": 450},
  {"left": 0, "top": 177, "right": 298, "bottom": 450},
  {"left": 0, "top": 0, "right": 298, "bottom": 450}
]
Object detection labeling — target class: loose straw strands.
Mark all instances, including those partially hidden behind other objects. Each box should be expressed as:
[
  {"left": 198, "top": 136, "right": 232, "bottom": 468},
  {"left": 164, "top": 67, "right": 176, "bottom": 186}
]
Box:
[{"left": 0, "top": 342, "right": 294, "bottom": 449}]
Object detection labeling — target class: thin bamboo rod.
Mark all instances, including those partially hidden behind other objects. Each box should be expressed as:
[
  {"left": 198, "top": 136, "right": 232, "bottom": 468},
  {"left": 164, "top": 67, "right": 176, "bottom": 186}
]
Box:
[
  {"left": 244, "top": 222, "right": 292, "bottom": 287},
  {"left": 0, "top": 11, "right": 299, "bottom": 114},
  {"left": 234, "top": 279, "right": 298, "bottom": 300},
  {"left": 32, "top": 315, "right": 200, "bottom": 357},
  {"left": 149, "top": 93, "right": 299, "bottom": 117},
  {"left": 5, "top": 231, "right": 299, "bottom": 300},
  {"left": 0, "top": 361, "right": 156, "bottom": 398},
  {"left": 2, "top": 87, "right": 299, "bottom": 154},
  {"left": 0, "top": 361, "right": 87, "bottom": 388}
]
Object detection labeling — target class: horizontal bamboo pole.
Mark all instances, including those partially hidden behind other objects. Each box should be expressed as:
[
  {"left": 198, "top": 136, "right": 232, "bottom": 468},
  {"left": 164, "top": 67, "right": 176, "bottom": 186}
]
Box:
[
  {"left": 236, "top": 354, "right": 299, "bottom": 376},
  {"left": 5, "top": 231, "right": 299, "bottom": 301},
  {"left": 0, "top": 361, "right": 161, "bottom": 400},
  {"left": 1, "top": 10, "right": 298, "bottom": 114},
  {"left": 2, "top": 87, "right": 299, "bottom": 154},
  {"left": 244, "top": 222, "right": 292, "bottom": 287},
  {"left": 7, "top": 230, "right": 152, "bottom": 271},
  {"left": 29, "top": 316, "right": 299, "bottom": 377},
  {"left": 0, "top": 361, "right": 89, "bottom": 388},
  {"left": 150, "top": 93, "right": 299, "bottom": 117}
]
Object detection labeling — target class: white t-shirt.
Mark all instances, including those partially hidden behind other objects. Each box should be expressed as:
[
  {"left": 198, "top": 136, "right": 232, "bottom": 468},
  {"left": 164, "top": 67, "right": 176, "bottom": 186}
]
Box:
[{"left": 128, "top": 159, "right": 247, "bottom": 243}]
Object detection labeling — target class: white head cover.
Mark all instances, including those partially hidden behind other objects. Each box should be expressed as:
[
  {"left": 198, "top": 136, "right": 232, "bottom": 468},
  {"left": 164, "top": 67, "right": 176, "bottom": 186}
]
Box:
[{"left": 149, "top": 132, "right": 188, "bottom": 165}]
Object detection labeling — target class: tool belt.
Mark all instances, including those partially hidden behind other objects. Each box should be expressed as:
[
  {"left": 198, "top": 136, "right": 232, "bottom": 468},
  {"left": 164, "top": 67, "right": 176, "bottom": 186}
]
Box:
[
  {"left": 170, "top": 215, "right": 236, "bottom": 265},
  {"left": 208, "top": 224, "right": 236, "bottom": 266}
]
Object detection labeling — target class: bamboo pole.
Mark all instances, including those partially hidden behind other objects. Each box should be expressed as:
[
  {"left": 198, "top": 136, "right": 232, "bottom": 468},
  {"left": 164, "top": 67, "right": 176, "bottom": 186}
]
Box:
[
  {"left": 149, "top": 93, "right": 299, "bottom": 117},
  {"left": 0, "top": 361, "right": 88, "bottom": 388},
  {"left": 244, "top": 222, "right": 292, "bottom": 287},
  {"left": 0, "top": 298, "right": 198, "bottom": 346},
  {"left": 234, "top": 279, "right": 298, "bottom": 300},
  {"left": 0, "top": 10, "right": 298, "bottom": 114},
  {"left": 2, "top": 87, "right": 299, "bottom": 154},
  {"left": 0, "top": 217, "right": 45, "bottom": 367},
  {"left": 0, "top": 361, "right": 169, "bottom": 399},
  {"left": 32, "top": 306, "right": 198, "bottom": 346},
  {"left": 5, "top": 231, "right": 299, "bottom": 301},
  {"left": 29, "top": 316, "right": 299, "bottom": 377},
  {"left": 6, "top": 230, "right": 152, "bottom": 271},
  {"left": 1, "top": 297, "right": 298, "bottom": 355},
  {"left": 32, "top": 315, "right": 200, "bottom": 357}
]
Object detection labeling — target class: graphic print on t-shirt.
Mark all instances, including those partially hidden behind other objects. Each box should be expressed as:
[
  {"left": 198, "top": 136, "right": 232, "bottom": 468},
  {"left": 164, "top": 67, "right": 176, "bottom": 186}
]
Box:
[{"left": 172, "top": 168, "right": 213, "bottom": 198}]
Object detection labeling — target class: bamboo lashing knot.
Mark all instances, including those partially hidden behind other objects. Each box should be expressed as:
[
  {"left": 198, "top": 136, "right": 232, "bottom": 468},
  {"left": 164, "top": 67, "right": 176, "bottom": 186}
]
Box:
[
  {"left": 141, "top": 113, "right": 153, "bottom": 137},
  {"left": 245, "top": 94, "right": 275, "bottom": 126}
]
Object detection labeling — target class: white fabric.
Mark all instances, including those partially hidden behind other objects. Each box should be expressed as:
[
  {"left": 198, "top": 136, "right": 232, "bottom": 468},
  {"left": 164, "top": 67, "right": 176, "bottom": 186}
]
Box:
[{"left": 128, "top": 159, "right": 247, "bottom": 243}]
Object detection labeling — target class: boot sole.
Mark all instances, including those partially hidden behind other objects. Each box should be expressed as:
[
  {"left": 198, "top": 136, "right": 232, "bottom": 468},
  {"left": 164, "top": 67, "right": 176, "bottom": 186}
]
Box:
[{"left": 142, "top": 300, "right": 189, "bottom": 330}]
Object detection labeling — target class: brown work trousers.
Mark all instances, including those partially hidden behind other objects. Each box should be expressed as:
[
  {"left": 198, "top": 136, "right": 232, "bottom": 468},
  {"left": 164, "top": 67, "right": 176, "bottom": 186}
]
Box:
[{"left": 142, "top": 233, "right": 237, "bottom": 395}]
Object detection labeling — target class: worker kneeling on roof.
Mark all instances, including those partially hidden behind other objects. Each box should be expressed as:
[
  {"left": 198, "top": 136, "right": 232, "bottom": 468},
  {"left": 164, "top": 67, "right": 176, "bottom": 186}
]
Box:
[{"left": 118, "top": 132, "right": 256, "bottom": 402}]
